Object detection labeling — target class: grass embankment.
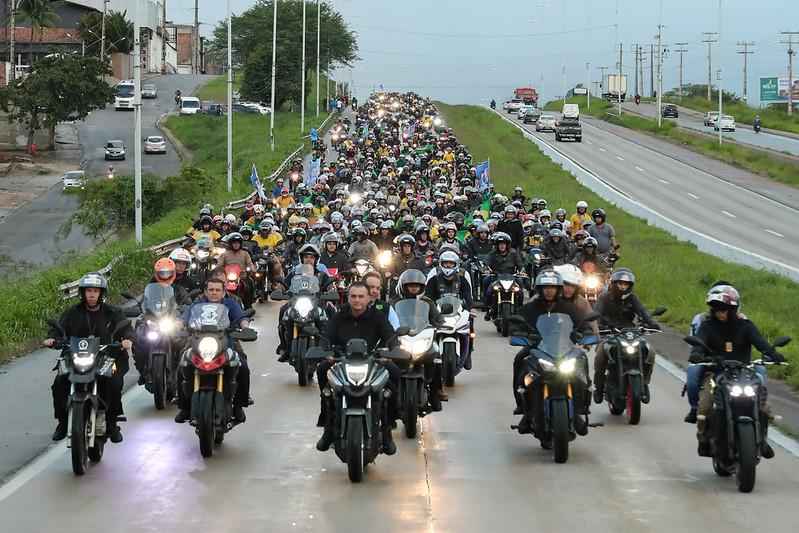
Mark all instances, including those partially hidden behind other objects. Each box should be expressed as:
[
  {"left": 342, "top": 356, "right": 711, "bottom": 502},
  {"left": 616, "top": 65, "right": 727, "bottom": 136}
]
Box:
[
  {"left": 438, "top": 103, "right": 799, "bottom": 386},
  {"left": 545, "top": 97, "right": 799, "bottom": 189},
  {"left": 1, "top": 80, "right": 329, "bottom": 362},
  {"left": 664, "top": 95, "right": 799, "bottom": 136},
  {"left": 194, "top": 74, "right": 242, "bottom": 102}
]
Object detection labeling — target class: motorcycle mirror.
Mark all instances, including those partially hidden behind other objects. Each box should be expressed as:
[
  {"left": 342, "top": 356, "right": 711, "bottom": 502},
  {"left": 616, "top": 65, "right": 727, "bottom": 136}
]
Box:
[
  {"left": 439, "top": 303, "right": 454, "bottom": 315},
  {"left": 773, "top": 336, "right": 792, "bottom": 348},
  {"left": 124, "top": 307, "right": 141, "bottom": 318},
  {"left": 651, "top": 306, "right": 667, "bottom": 317},
  {"left": 47, "top": 319, "right": 66, "bottom": 337},
  {"left": 346, "top": 338, "right": 369, "bottom": 356},
  {"left": 581, "top": 335, "right": 600, "bottom": 346},
  {"left": 121, "top": 292, "right": 136, "bottom": 300},
  {"left": 230, "top": 328, "right": 258, "bottom": 342},
  {"left": 270, "top": 290, "right": 289, "bottom": 301},
  {"left": 683, "top": 335, "right": 709, "bottom": 351}
]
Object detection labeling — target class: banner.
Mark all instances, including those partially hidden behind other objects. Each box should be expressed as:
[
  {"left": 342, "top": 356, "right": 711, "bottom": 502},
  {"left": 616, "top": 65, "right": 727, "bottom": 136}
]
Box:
[
  {"left": 476, "top": 160, "right": 491, "bottom": 192},
  {"left": 305, "top": 157, "right": 321, "bottom": 186},
  {"left": 760, "top": 76, "right": 799, "bottom": 104},
  {"left": 249, "top": 163, "right": 266, "bottom": 201}
]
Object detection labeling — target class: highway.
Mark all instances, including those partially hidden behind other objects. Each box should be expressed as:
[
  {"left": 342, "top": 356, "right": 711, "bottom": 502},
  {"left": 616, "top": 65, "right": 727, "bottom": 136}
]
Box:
[
  {"left": 1, "top": 300, "right": 797, "bottom": 533},
  {"left": 502, "top": 110, "right": 799, "bottom": 273},
  {"left": 622, "top": 101, "right": 799, "bottom": 157}
]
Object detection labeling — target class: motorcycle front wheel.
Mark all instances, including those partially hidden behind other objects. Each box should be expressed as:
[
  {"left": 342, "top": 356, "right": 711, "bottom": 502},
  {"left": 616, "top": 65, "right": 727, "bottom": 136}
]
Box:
[{"left": 70, "top": 403, "right": 90, "bottom": 475}]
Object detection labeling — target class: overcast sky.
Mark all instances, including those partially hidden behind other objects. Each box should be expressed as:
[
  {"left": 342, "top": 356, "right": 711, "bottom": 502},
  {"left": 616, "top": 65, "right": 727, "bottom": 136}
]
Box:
[{"left": 171, "top": 0, "right": 794, "bottom": 105}]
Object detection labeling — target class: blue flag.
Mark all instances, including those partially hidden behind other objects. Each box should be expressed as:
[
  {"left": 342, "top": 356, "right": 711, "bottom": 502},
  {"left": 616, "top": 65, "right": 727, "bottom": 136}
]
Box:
[
  {"left": 250, "top": 163, "right": 265, "bottom": 201},
  {"left": 310, "top": 128, "right": 319, "bottom": 143},
  {"left": 476, "top": 160, "right": 491, "bottom": 192},
  {"left": 305, "top": 157, "right": 321, "bottom": 186}
]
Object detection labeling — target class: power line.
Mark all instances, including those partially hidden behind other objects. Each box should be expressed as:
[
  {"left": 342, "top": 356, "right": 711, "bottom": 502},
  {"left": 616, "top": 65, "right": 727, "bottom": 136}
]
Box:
[
  {"left": 352, "top": 23, "right": 618, "bottom": 40},
  {"left": 702, "top": 32, "right": 719, "bottom": 101},
  {"left": 674, "top": 42, "right": 689, "bottom": 100},
  {"left": 780, "top": 32, "right": 799, "bottom": 116}
]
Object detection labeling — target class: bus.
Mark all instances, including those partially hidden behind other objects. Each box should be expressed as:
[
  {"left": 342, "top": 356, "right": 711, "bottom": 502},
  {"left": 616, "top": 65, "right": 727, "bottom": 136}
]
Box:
[{"left": 115, "top": 80, "right": 135, "bottom": 111}]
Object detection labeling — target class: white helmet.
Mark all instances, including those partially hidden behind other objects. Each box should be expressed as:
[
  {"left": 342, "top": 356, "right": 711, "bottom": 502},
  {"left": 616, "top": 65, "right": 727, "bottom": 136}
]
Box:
[
  {"left": 554, "top": 264, "right": 584, "bottom": 286},
  {"left": 438, "top": 250, "right": 460, "bottom": 279},
  {"left": 224, "top": 214, "right": 237, "bottom": 224},
  {"left": 169, "top": 248, "right": 192, "bottom": 264},
  {"left": 576, "top": 200, "right": 588, "bottom": 209}
]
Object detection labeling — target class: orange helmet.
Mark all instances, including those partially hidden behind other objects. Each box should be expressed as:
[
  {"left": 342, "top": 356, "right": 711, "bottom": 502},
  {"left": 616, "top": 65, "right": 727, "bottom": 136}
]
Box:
[{"left": 154, "top": 258, "right": 176, "bottom": 285}]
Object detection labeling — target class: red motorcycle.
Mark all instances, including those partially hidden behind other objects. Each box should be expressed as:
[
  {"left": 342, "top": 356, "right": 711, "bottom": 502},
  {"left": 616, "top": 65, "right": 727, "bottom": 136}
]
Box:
[{"left": 224, "top": 264, "right": 254, "bottom": 309}]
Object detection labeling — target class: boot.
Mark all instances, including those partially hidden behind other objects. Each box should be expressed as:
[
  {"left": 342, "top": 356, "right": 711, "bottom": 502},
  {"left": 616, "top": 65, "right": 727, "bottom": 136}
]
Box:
[
  {"left": 316, "top": 428, "right": 335, "bottom": 451},
  {"left": 760, "top": 418, "right": 775, "bottom": 459},
  {"left": 684, "top": 408, "right": 697, "bottom": 424},
  {"left": 277, "top": 346, "right": 289, "bottom": 363},
  {"left": 108, "top": 422, "right": 123, "bottom": 443},
  {"left": 382, "top": 428, "right": 397, "bottom": 456},
  {"left": 642, "top": 383, "right": 651, "bottom": 404},
  {"left": 574, "top": 415, "right": 588, "bottom": 436},
  {"left": 174, "top": 409, "right": 190, "bottom": 423},
  {"left": 52, "top": 417, "right": 68, "bottom": 441},
  {"left": 438, "top": 388, "right": 449, "bottom": 401},
  {"left": 593, "top": 384, "right": 604, "bottom": 405},
  {"left": 234, "top": 405, "right": 246, "bottom": 424},
  {"left": 463, "top": 351, "right": 472, "bottom": 371}
]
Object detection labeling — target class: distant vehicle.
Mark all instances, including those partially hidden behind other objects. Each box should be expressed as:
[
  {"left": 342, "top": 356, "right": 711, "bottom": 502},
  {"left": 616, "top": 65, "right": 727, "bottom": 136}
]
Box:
[
  {"left": 104, "top": 140, "right": 126, "bottom": 160},
  {"left": 114, "top": 80, "right": 135, "bottom": 111},
  {"left": 144, "top": 136, "right": 167, "bottom": 154},
  {"left": 205, "top": 103, "right": 226, "bottom": 116},
  {"left": 239, "top": 101, "right": 271, "bottom": 114},
  {"left": 523, "top": 107, "right": 542, "bottom": 124},
  {"left": 517, "top": 104, "right": 536, "bottom": 119},
  {"left": 514, "top": 87, "right": 539, "bottom": 106},
  {"left": 61, "top": 170, "right": 85, "bottom": 191},
  {"left": 562, "top": 103, "right": 580, "bottom": 119},
  {"left": 555, "top": 117, "right": 582, "bottom": 142},
  {"left": 505, "top": 99, "right": 523, "bottom": 113},
  {"left": 715, "top": 115, "right": 736, "bottom": 132},
  {"left": 704, "top": 111, "right": 720, "bottom": 127},
  {"left": 232, "top": 103, "right": 260, "bottom": 114},
  {"left": 603, "top": 74, "right": 628, "bottom": 102},
  {"left": 536, "top": 114, "right": 557, "bottom": 132},
  {"left": 179, "top": 96, "right": 201, "bottom": 115},
  {"left": 141, "top": 84, "right": 158, "bottom": 99},
  {"left": 662, "top": 104, "right": 679, "bottom": 118}
]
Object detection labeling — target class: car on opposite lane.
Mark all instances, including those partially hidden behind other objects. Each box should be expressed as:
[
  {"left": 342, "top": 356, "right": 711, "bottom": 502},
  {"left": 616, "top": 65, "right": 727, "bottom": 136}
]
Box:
[
  {"left": 61, "top": 170, "right": 86, "bottom": 191},
  {"left": 536, "top": 114, "right": 557, "bottom": 132},
  {"left": 662, "top": 104, "right": 678, "bottom": 118},
  {"left": 144, "top": 136, "right": 167, "bottom": 154},
  {"left": 179, "top": 96, "right": 202, "bottom": 115},
  {"left": 232, "top": 103, "right": 260, "bottom": 114},
  {"left": 104, "top": 140, "right": 126, "bottom": 160},
  {"left": 141, "top": 84, "right": 158, "bottom": 99}
]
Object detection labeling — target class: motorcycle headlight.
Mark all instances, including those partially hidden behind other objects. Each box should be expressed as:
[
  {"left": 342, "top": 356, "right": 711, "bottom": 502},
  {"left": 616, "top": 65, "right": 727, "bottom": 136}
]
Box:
[
  {"left": 538, "top": 358, "right": 556, "bottom": 371},
  {"left": 198, "top": 337, "right": 219, "bottom": 362},
  {"left": 620, "top": 340, "right": 640, "bottom": 355},
  {"left": 159, "top": 318, "right": 175, "bottom": 334},
  {"left": 743, "top": 385, "right": 757, "bottom": 397},
  {"left": 345, "top": 363, "right": 369, "bottom": 386},
  {"left": 400, "top": 330, "right": 435, "bottom": 358},
  {"left": 73, "top": 352, "right": 96, "bottom": 373},
  {"left": 349, "top": 193, "right": 362, "bottom": 204},
  {"left": 584, "top": 275, "right": 600, "bottom": 290},
  {"left": 147, "top": 330, "right": 160, "bottom": 341},
  {"left": 378, "top": 250, "right": 392, "bottom": 268},
  {"left": 294, "top": 297, "right": 314, "bottom": 318},
  {"left": 499, "top": 280, "right": 513, "bottom": 290},
  {"left": 558, "top": 358, "right": 577, "bottom": 375},
  {"left": 433, "top": 117, "right": 443, "bottom": 126},
  {"left": 196, "top": 250, "right": 209, "bottom": 259},
  {"left": 729, "top": 385, "right": 744, "bottom": 397},
  {"left": 227, "top": 272, "right": 238, "bottom": 281}
]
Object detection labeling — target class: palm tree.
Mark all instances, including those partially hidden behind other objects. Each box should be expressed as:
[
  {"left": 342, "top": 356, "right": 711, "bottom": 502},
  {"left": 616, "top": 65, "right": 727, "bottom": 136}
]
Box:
[{"left": 17, "top": 0, "right": 60, "bottom": 67}]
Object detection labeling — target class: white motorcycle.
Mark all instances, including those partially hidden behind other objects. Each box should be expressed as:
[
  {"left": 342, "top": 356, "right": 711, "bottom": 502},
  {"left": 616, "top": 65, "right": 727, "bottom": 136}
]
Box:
[{"left": 435, "top": 295, "right": 472, "bottom": 387}]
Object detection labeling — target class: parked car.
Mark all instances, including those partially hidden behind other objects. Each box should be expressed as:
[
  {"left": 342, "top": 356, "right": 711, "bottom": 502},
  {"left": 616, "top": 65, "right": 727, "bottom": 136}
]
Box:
[
  {"left": 714, "top": 115, "right": 736, "bottom": 132},
  {"left": 61, "top": 170, "right": 85, "bottom": 191},
  {"left": 104, "top": 140, "right": 126, "bottom": 160},
  {"left": 555, "top": 117, "right": 582, "bottom": 142},
  {"left": 536, "top": 114, "right": 557, "bottom": 132},
  {"left": 179, "top": 96, "right": 201, "bottom": 115},
  {"left": 523, "top": 107, "right": 542, "bottom": 124},
  {"left": 239, "top": 101, "right": 271, "bottom": 114},
  {"left": 232, "top": 103, "right": 260, "bottom": 114},
  {"left": 141, "top": 84, "right": 158, "bottom": 99},
  {"left": 662, "top": 104, "right": 678, "bottom": 118},
  {"left": 144, "top": 136, "right": 167, "bottom": 154},
  {"left": 703, "top": 111, "right": 719, "bottom": 127}
]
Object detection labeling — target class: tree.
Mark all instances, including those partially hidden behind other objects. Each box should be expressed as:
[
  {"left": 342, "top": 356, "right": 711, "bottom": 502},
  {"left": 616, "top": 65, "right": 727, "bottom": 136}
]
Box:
[
  {"left": 17, "top": 0, "right": 60, "bottom": 67},
  {"left": 0, "top": 54, "right": 115, "bottom": 149},
  {"left": 77, "top": 10, "right": 134, "bottom": 56}
]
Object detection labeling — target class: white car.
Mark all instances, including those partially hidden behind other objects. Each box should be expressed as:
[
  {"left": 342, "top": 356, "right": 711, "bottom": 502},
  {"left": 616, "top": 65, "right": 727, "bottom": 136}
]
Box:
[
  {"left": 61, "top": 170, "right": 86, "bottom": 191},
  {"left": 517, "top": 104, "right": 535, "bottom": 118},
  {"left": 239, "top": 101, "right": 271, "bottom": 114},
  {"left": 506, "top": 99, "right": 523, "bottom": 113},
  {"left": 714, "top": 115, "right": 736, "bottom": 132},
  {"left": 704, "top": 111, "right": 719, "bottom": 127},
  {"left": 141, "top": 84, "right": 157, "bottom": 99},
  {"left": 144, "top": 135, "right": 167, "bottom": 154},
  {"left": 179, "top": 96, "right": 201, "bottom": 115},
  {"left": 536, "top": 114, "right": 557, "bottom": 132}
]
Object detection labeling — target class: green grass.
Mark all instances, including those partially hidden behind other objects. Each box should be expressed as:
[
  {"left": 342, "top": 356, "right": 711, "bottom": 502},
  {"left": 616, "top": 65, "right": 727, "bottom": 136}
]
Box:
[
  {"left": 194, "top": 73, "right": 242, "bottom": 102},
  {"left": 438, "top": 103, "right": 799, "bottom": 387},
  {"left": 664, "top": 95, "right": 799, "bottom": 136},
  {"left": 545, "top": 97, "right": 799, "bottom": 189}
]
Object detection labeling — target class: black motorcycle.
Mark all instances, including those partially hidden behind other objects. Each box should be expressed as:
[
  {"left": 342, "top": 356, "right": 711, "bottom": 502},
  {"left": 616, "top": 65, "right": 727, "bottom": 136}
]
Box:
[
  {"left": 465, "top": 255, "right": 491, "bottom": 308},
  {"left": 47, "top": 319, "right": 131, "bottom": 476},
  {"left": 306, "top": 340, "right": 407, "bottom": 482},
  {"left": 179, "top": 302, "right": 257, "bottom": 458},
  {"left": 684, "top": 334, "right": 790, "bottom": 493},
  {"left": 489, "top": 272, "right": 527, "bottom": 337}
]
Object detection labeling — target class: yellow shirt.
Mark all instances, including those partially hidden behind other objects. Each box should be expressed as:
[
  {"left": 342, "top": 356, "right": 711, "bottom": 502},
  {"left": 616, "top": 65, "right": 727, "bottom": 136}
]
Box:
[
  {"left": 569, "top": 213, "right": 592, "bottom": 235},
  {"left": 276, "top": 195, "right": 295, "bottom": 209},
  {"left": 253, "top": 232, "right": 284, "bottom": 249},
  {"left": 443, "top": 152, "right": 455, "bottom": 162},
  {"left": 313, "top": 206, "right": 330, "bottom": 220},
  {"left": 190, "top": 229, "right": 221, "bottom": 246}
]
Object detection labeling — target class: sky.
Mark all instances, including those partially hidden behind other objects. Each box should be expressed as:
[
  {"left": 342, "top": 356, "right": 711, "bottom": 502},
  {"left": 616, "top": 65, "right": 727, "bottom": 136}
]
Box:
[{"left": 169, "top": 0, "right": 796, "bottom": 106}]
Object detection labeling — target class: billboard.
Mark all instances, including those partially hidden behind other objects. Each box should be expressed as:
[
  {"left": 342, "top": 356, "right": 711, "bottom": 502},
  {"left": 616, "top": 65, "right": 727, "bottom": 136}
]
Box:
[{"left": 760, "top": 77, "right": 799, "bottom": 104}]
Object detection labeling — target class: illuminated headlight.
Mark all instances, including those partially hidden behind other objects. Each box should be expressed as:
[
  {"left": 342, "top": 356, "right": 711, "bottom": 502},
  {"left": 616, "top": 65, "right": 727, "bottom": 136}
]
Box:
[
  {"left": 389, "top": 205, "right": 396, "bottom": 212},
  {"left": 558, "top": 358, "right": 577, "bottom": 374},
  {"left": 159, "top": 318, "right": 175, "bottom": 333},
  {"left": 620, "top": 340, "right": 640, "bottom": 355},
  {"left": 294, "top": 297, "right": 314, "bottom": 318},
  {"left": 743, "top": 385, "right": 757, "bottom": 397},
  {"left": 350, "top": 193, "right": 362, "bottom": 204},
  {"left": 377, "top": 110, "right": 385, "bottom": 118},
  {"left": 291, "top": 172, "right": 300, "bottom": 181},
  {"left": 584, "top": 275, "right": 600, "bottom": 290},
  {"left": 378, "top": 250, "right": 392, "bottom": 268},
  {"left": 198, "top": 337, "right": 219, "bottom": 361},
  {"left": 392, "top": 101, "right": 400, "bottom": 109},
  {"left": 227, "top": 272, "right": 238, "bottom": 281},
  {"left": 433, "top": 117, "right": 443, "bottom": 126},
  {"left": 146, "top": 330, "right": 160, "bottom": 341},
  {"left": 729, "top": 385, "right": 744, "bottom": 397},
  {"left": 345, "top": 363, "right": 369, "bottom": 386},
  {"left": 190, "top": 262, "right": 197, "bottom": 270},
  {"left": 73, "top": 352, "right": 96, "bottom": 372},
  {"left": 196, "top": 250, "right": 209, "bottom": 259},
  {"left": 499, "top": 280, "right": 513, "bottom": 291},
  {"left": 400, "top": 330, "right": 435, "bottom": 358}
]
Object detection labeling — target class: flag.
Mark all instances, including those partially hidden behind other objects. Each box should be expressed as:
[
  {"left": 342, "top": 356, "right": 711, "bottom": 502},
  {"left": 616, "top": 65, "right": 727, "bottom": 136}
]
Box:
[
  {"left": 305, "top": 157, "right": 321, "bottom": 186},
  {"left": 249, "top": 163, "right": 266, "bottom": 201},
  {"left": 310, "top": 128, "right": 319, "bottom": 143},
  {"left": 476, "top": 160, "right": 491, "bottom": 192},
  {"left": 403, "top": 121, "right": 416, "bottom": 140}
]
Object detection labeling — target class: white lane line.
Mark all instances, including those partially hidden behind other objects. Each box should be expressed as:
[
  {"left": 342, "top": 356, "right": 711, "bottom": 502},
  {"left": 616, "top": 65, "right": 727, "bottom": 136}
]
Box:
[
  {"left": 599, "top": 147, "right": 606, "bottom": 152},
  {"left": 765, "top": 229, "right": 785, "bottom": 238},
  {"left": 616, "top": 155, "right": 625, "bottom": 161},
  {"left": 687, "top": 193, "right": 700, "bottom": 200},
  {"left": 722, "top": 210, "right": 737, "bottom": 218},
  {"left": 585, "top": 140, "right": 593, "bottom": 145},
  {"left": 635, "top": 166, "right": 645, "bottom": 172},
  {"left": 658, "top": 178, "right": 671, "bottom": 185}
]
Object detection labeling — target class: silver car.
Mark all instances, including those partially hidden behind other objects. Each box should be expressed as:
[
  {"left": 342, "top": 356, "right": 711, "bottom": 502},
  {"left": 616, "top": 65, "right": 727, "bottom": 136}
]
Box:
[
  {"left": 61, "top": 170, "right": 86, "bottom": 191},
  {"left": 104, "top": 140, "right": 126, "bottom": 160},
  {"left": 536, "top": 114, "right": 557, "bottom": 132},
  {"left": 144, "top": 135, "right": 167, "bottom": 154},
  {"left": 141, "top": 84, "right": 157, "bottom": 98}
]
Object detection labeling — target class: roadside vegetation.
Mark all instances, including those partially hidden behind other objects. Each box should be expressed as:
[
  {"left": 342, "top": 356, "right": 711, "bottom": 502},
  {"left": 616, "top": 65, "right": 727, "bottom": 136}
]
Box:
[
  {"left": 438, "top": 103, "right": 799, "bottom": 386},
  {"left": 194, "top": 74, "right": 242, "bottom": 102},
  {"left": 545, "top": 97, "right": 799, "bottom": 189}
]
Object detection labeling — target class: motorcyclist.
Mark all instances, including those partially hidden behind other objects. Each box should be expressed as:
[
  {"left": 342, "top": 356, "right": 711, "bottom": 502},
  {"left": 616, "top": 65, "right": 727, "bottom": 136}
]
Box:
[
  {"left": 690, "top": 285, "right": 782, "bottom": 459},
  {"left": 319, "top": 232, "right": 351, "bottom": 271},
  {"left": 348, "top": 226, "right": 379, "bottom": 263},
  {"left": 392, "top": 234, "right": 426, "bottom": 277},
  {"left": 542, "top": 228, "right": 572, "bottom": 266},
  {"left": 44, "top": 273, "right": 134, "bottom": 442},
  {"left": 188, "top": 215, "right": 221, "bottom": 246},
  {"left": 571, "top": 237, "right": 609, "bottom": 274},
  {"left": 510, "top": 186, "right": 526, "bottom": 207},
  {"left": 490, "top": 99, "right": 497, "bottom": 109},
  {"left": 425, "top": 250, "right": 473, "bottom": 309},
  {"left": 497, "top": 205, "right": 524, "bottom": 249},
  {"left": 169, "top": 247, "right": 201, "bottom": 295},
  {"left": 283, "top": 227, "right": 308, "bottom": 267},
  {"left": 437, "top": 222, "right": 463, "bottom": 255},
  {"left": 414, "top": 224, "right": 435, "bottom": 257},
  {"left": 376, "top": 220, "right": 396, "bottom": 250},
  {"left": 483, "top": 232, "right": 524, "bottom": 320},
  {"left": 593, "top": 268, "right": 660, "bottom": 405},
  {"left": 753, "top": 115, "right": 762, "bottom": 132},
  {"left": 465, "top": 223, "right": 493, "bottom": 258},
  {"left": 218, "top": 232, "right": 256, "bottom": 308},
  {"left": 587, "top": 208, "right": 618, "bottom": 254}
]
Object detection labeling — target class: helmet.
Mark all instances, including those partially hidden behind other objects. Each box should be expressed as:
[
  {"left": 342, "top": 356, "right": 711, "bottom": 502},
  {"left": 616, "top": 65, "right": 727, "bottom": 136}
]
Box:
[
  {"left": 291, "top": 227, "right": 307, "bottom": 238},
  {"left": 537, "top": 199, "right": 547, "bottom": 208},
  {"left": 253, "top": 204, "right": 265, "bottom": 215},
  {"left": 706, "top": 285, "right": 740, "bottom": 309},
  {"left": 398, "top": 234, "right": 416, "bottom": 248},
  {"left": 169, "top": 248, "right": 192, "bottom": 264},
  {"left": 591, "top": 208, "right": 606, "bottom": 220},
  {"left": 398, "top": 269, "right": 427, "bottom": 298},
  {"left": 438, "top": 250, "right": 460, "bottom": 279},
  {"left": 554, "top": 264, "right": 583, "bottom": 287},
  {"left": 227, "top": 232, "right": 243, "bottom": 244},
  {"left": 576, "top": 200, "right": 588, "bottom": 209},
  {"left": 610, "top": 268, "right": 635, "bottom": 295},
  {"left": 574, "top": 229, "right": 589, "bottom": 242},
  {"left": 476, "top": 223, "right": 489, "bottom": 235},
  {"left": 555, "top": 208, "right": 567, "bottom": 219},
  {"left": 224, "top": 214, "right": 237, "bottom": 225},
  {"left": 513, "top": 186, "right": 523, "bottom": 194},
  {"left": 239, "top": 225, "right": 253, "bottom": 237},
  {"left": 154, "top": 257, "right": 176, "bottom": 285},
  {"left": 549, "top": 228, "right": 564, "bottom": 239},
  {"left": 200, "top": 215, "right": 213, "bottom": 226},
  {"left": 504, "top": 205, "right": 517, "bottom": 215},
  {"left": 492, "top": 232, "right": 512, "bottom": 246},
  {"left": 322, "top": 232, "right": 341, "bottom": 246},
  {"left": 538, "top": 209, "right": 551, "bottom": 219},
  {"left": 78, "top": 272, "right": 108, "bottom": 301},
  {"left": 534, "top": 270, "right": 563, "bottom": 288},
  {"left": 213, "top": 215, "right": 223, "bottom": 224},
  {"left": 380, "top": 220, "right": 395, "bottom": 230},
  {"left": 199, "top": 207, "right": 212, "bottom": 218},
  {"left": 298, "top": 243, "right": 320, "bottom": 262},
  {"left": 583, "top": 236, "right": 598, "bottom": 250},
  {"left": 258, "top": 220, "right": 272, "bottom": 231}
]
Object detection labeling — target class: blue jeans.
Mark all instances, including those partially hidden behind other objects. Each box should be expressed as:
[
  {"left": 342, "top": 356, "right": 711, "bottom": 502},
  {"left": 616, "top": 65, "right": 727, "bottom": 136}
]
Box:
[{"left": 686, "top": 363, "right": 766, "bottom": 408}]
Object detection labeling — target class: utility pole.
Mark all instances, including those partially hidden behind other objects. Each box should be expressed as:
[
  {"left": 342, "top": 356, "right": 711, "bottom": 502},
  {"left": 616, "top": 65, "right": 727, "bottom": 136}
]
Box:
[
  {"left": 675, "top": 43, "right": 688, "bottom": 99},
  {"left": 133, "top": 2, "right": 142, "bottom": 244},
  {"left": 702, "top": 32, "right": 719, "bottom": 101},
  {"left": 598, "top": 66, "right": 608, "bottom": 96},
  {"left": 8, "top": 0, "right": 16, "bottom": 81},
  {"left": 736, "top": 41, "right": 755, "bottom": 102},
  {"left": 586, "top": 61, "right": 591, "bottom": 111},
  {"left": 194, "top": 0, "right": 199, "bottom": 74},
  {"left": 100, "top": 0, "right": 108, "bottom": 80},
  {"left": 656, "top": 25, "right": 664, "bottom": 127},
  {"left": 269, "top": 0, "right": 277, "bottom": 150},
  {"left": 316, "top": 0, "right": 320, "bottom": 117},
  {"left": 632, "top": 44, "right": 638, "bottom": 99},
  {"left": 618, "top": 43, "right": 623, "bottom": 116},
  {"left": 161, "top": 0, "right": 167, "bottom": 74},
  {"left": 649, "top": 43, "right": 654, "bottom": 97},
  {"left": 780, "top": 32, "right": 799, "bottom": 116},
  {"left": 638, "top": 45, "right": 646, "bottom": 97},
  {"left": 300, "top": 0, "right": 306, "bottom": 133},
  {"left": 226, "top": 0, "right": 232, "bottom": 192}
]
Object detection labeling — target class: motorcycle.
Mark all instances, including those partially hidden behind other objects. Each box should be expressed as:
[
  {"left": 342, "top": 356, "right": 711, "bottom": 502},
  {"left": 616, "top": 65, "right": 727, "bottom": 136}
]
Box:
[
  {"left": 191, "top": 243, "right": 219, "bottom": 286},
  {"left": 325, "top": 266, "right": 350, "bottom": 307},
  {"left": 581, "top": 271, "right": 606, "bottom": 306},
  {"left": 254, "top": 248, "right": 280, "bottom": 302},
  {"left": 490, "top": 272, "right": 527, "bottom": 337},
  {"left": 376, "top": 250, "right": 394, "bottom": 300},
  {"left": 395, "top": 298, "right": 442, "bottom": 438},
  {"left": 435, "top": 294, "right": 472, "bottom": 386},
  {"left": 508, "top": 313, "right": 598, "bottom": 463},
  {"left": 180, "top": 302, "right": 257, "bottom": 457},
  {"left": 47, "top": 318, "right": 132, "bottom": 476},
  {"left": 224, "top": 264, "right": 254, "bottom": 309},
  {"left": 465, "top": 256, "right": 491, "bottom": 308},
  {"left": 134, "top": 283, "right": 180, "bottom": 410},
  {"left": 753, "top": 121, "right": 761, "bottom": 133},
  {"left": 599, "top": 307, "right": 666, "bottom": 425},
  {"left": 684, "top": 335, "right": 790, "bottom": 493},
  {"left": 306, "top": 339, "right": 407, "bottom": 482}
]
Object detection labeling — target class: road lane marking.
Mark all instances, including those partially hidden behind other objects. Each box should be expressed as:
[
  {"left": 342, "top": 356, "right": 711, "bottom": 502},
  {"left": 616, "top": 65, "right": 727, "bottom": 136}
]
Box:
[
  {"left": 658, "top": 178, "right": 670, "bottom": 185},
  {"left": 687, "top": 193, "right": 699, "bottom": 200},
  {"left": 585, "top": 140, "right": 593, "bottom": 145},
  {"left": 635, "top": 166, "right": 645, "bottom": 172},
  {"left": 616, "top": 155, "right": 625, "bottom": 161},
  {"left": 599, "top": 147, "right": 606, "bottom": 152},
  {"left": 765, "top": 229, "right": 785, "bottom": 238},
  {"left": 722, "top": 210, "right": 737, "bottom": 218}
]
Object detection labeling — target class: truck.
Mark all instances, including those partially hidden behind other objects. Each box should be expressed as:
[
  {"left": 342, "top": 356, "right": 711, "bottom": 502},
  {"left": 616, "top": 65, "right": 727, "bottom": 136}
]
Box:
[
  {"left": 555, "top": 117, "right": 582, "bottom": 142},
  {"left": 514, "top": 87, "right": 539, "bottom": 106},
  {"left": 603, "top": 74, "right": 627, "bottom": 102},
  {"left": 114, "top": 80, "right": 135, "bottom": 111}
]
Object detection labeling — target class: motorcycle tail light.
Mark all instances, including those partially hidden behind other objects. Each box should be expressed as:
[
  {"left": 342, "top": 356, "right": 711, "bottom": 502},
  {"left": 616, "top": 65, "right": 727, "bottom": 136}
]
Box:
[{"left": 192, "top": 353, "right": 226, "bottom": 371}]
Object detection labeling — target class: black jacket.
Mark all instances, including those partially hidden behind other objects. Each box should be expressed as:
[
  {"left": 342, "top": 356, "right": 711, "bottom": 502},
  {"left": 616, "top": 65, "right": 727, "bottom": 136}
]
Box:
[
  {"left": 324, "top": 304, "right": 397, "bottom": 352},
  {"left": 425, "top": 273, "right": 473, "bottom": 310},
  {"left": 488, "top": 249, "right": 524, "bottom": 275},
  {"left": 465, "top": 238, "right": 493, "bottom": 259},
  {"left": 542, "top": 238, "right": 572, "bottom": 266},
  {"left": 49, "top": 302, "right": 135, "bottom": 348},
  {"left": 594, "top": 290, "right": 658, "bottom": 330},
  {"left": 320, "top": 250, "right": 351, "bottom": 272},
  {"left": 691, "top": 315, "right": 777, "bottom": 364},
  {"left": 497, "top": 219, "right": 524, "bottom": 249},
  {"left": 519, "top": 297, "right": 585, "bottom": 337},
  {"left": 392, "top": 253, "right": 427, "bottom": 277}
]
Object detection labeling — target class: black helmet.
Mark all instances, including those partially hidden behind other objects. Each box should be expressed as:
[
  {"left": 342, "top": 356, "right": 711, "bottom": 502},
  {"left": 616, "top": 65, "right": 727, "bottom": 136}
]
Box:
[
  {"left": 591, "top": 208, "right": 606, "bottom": 220},
  {"left": 398, "top": 268, "right": 427, "bottom": 298},
  {"left": 200, "top": 215, "right": 213, "bottom": 226},
  {"left": 398, "top": 234, "right": 416, "bottom": 248},
  {"left": 610, "top": 268, "right": 635, "bottom": 295},
  {"left": 291, "top": 227, "right": 307, "bottom": 239},
  {"left": 492, "top": 232, "right": 512, "bottom": 246}
]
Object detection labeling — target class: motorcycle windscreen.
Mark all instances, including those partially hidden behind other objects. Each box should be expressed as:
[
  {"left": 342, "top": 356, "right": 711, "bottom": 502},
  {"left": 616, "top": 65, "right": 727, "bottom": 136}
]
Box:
[
  {"left": 187, "top": 303, "right": 231, "bottom": 331},
  {"left": 436, "top": 294, "right": 463, "bottom": 316},
  {"left": 143, "top": 283, "right": 176, "bottom": 316},
  {"left": 394, "top": 299, "right": 431, "bottom": 332},
  {"left": 535, "top": 313, "right": 576, "bottom": 357},
  {"left": 289, "top": 264, "right": 321, "bottom": 295}
]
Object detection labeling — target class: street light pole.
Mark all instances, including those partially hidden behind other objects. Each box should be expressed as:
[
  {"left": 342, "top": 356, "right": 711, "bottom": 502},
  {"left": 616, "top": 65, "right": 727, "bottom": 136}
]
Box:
[
  {"left": 586, "top": 61, "right": 590, "bottom": 111},
  {"left": 269, "top": 0, "right": 277, "bottom": 151},
  {"left": 9, "top": 0, "right": 17, "bottom": 81},
  {"left": 133, "top": 0, "right": 143, "bottom": 244},
  {"left": 300, "top": 0, "right": 306, "bottom": 133},
  {"left": 226, "top": 0, "right": 233, "bottom": 192},
  {"left": 316, "top": 0, "right": 320, "bottom": 117}
]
